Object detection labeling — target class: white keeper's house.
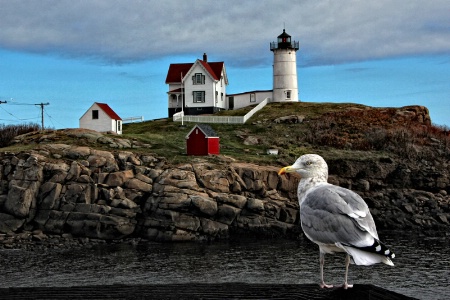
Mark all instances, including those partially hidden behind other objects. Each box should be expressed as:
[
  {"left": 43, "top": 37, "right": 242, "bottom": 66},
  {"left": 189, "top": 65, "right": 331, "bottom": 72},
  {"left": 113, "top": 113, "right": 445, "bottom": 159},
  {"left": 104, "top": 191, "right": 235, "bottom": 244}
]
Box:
[
  {"left": 79, "top": 102, "right": 123, "bottom": 134},
  {"left": 166, "top": 53, "right": 228, "bottom": 117}
]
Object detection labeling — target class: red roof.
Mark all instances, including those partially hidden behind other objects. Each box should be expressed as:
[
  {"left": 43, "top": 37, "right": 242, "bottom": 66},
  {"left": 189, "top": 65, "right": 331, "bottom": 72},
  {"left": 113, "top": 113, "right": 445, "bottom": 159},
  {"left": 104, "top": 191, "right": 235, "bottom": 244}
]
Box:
[
  {"left": 96, "top": 102, "right": 122, "bottom": 120},
  {"left": 165, "top": 60, "right": 224, "bottom": 83},
  {"left": 165, "top": 63, "right": 193, "bottom": 83},
  {"left": 198, "top": 61, "right": 223, "bottom": 81}
]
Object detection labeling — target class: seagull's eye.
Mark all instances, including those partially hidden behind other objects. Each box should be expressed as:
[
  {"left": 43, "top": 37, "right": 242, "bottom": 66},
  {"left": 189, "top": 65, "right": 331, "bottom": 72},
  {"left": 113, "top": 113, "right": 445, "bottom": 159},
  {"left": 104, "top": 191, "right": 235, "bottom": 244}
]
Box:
[{"left": 305, "top": 161, "right": 312, "bottom": 166}]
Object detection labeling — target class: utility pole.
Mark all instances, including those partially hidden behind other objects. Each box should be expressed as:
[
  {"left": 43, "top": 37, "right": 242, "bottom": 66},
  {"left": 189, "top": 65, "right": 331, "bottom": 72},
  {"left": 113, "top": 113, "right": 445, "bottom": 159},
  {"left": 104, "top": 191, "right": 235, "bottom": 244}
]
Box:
[{"left": 35, "top": 102, "right": 49, "bottom": 131}]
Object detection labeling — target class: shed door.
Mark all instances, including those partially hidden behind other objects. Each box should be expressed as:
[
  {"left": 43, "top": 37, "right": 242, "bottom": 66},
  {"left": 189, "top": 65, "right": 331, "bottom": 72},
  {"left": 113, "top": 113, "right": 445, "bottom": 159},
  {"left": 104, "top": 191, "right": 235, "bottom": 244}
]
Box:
[{"left": 187, "top": 129, "right": 208, "bottom": 155}]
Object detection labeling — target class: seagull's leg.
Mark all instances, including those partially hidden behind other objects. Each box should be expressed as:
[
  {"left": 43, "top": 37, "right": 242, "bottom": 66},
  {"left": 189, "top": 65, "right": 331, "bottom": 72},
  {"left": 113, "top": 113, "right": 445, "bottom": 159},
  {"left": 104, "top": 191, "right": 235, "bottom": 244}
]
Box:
[
  {"left": 319, "top": 251, "right": 333, "bottom": 288},
  {"left": 342, "top": 254, "right": 354, "bottom": 289}
]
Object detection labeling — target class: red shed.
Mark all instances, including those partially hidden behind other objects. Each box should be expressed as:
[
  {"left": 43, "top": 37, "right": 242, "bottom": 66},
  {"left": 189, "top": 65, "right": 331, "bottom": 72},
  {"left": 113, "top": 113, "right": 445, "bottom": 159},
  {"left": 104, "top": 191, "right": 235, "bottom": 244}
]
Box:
[{"left": 186, "top": 124, "right": 220, "bottom": 156}]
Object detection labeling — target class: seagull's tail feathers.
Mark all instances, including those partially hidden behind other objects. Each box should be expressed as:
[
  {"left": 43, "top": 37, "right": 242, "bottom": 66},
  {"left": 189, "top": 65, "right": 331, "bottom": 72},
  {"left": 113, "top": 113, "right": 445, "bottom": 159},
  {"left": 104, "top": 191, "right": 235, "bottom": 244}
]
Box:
[{"left": 336, "top": 240, "right": 395, "bottom": 266}]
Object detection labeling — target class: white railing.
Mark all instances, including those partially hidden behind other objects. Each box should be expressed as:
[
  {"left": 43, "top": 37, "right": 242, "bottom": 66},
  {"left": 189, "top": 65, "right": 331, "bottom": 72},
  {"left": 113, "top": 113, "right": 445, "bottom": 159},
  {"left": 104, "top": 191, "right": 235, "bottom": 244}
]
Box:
[
  {"left": 243, "top": 98, "right": 268, "bottom": 123},
  {"left": 122, "top": 116, "right": 144, "bottom": 123},
  {"left": 173, "top": 98, "right": 269, "bottom": 124}
]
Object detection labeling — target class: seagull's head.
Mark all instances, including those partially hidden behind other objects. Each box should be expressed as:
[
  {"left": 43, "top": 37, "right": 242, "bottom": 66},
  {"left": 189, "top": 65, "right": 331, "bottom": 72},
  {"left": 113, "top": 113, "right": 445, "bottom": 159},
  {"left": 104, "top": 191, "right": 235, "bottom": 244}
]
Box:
[{"left": 278, "top": 154, "right": 328, "bottom": 180}]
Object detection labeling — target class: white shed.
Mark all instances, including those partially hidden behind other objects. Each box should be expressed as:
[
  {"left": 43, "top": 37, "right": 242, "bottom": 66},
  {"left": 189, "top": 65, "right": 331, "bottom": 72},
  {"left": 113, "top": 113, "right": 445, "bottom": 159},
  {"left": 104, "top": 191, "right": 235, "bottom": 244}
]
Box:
[
  {"left": 79, "top": 102, "right": 123, "bottom": 134},
  {"left": 226, "top": 90, "right": 273, "bottom": 110}
]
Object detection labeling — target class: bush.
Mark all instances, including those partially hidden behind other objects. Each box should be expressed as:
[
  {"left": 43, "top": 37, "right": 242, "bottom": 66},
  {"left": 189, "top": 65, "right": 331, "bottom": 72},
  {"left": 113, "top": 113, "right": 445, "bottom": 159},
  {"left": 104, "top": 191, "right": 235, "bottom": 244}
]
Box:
[
  {"left": 303, "top": 111, "right": 450, "bottom": 161},
  {"left": 0, "top": 123, "right": 40, "bottom": 148}
]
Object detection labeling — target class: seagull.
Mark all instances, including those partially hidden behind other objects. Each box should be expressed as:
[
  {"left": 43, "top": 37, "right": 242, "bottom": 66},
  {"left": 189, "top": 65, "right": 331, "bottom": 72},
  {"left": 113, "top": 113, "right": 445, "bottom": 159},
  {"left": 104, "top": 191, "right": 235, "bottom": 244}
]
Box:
[{"left": 278, "top": 154, "right": 395, "bottom": 289}]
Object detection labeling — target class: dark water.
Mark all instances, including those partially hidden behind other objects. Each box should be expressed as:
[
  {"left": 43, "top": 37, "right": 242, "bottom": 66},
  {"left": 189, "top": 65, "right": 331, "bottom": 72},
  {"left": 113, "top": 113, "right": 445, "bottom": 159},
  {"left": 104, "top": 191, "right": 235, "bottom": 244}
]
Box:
[{"left": 0, "top": 234, "right": 448, "bottom": 300}]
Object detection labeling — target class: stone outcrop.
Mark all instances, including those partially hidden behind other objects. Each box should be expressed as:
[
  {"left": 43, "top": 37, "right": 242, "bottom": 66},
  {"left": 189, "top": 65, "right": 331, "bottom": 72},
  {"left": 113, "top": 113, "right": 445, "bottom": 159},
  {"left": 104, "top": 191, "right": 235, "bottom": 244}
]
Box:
[
  {"left": 0, "top": 145, "right": 300, "bottom": 244},
  {"left": 1, "top": 143, "right": 449, "bottom": 247}
]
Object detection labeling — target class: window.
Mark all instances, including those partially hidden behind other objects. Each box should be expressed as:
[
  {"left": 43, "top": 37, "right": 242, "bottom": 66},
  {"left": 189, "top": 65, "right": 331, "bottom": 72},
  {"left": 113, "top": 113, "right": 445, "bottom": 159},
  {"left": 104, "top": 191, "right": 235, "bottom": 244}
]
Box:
[
  {"left": 193, "top": 91, "right": 205, "bottom": 103},
  {"left": 286, "top": 90, "right": 291, "bottom": 99},
  {"left": 221, "top": 93, "right": 224, "bottom": 101},
  {"left": 215, "top": 91, "right": 218, "bottom": 103},
  {"left": 117, "top": 121, "right": 122, "bottom": 132},
  {"left": 250, "top": 93, "right": 256, "bottom": 102},
  {"left": 92, "top": 110, "right": 99, "bottom": 119},
  {"left": 192, "top": 73, "right": 205, "bottom": 85}
]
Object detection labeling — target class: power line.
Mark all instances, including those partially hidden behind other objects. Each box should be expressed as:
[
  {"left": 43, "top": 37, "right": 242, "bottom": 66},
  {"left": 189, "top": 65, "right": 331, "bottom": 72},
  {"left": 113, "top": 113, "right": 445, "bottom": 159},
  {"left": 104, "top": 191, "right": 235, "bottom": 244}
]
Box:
[
  {"left": 0, "top": 103, "right": 29, "bottom": 121},
  {"left": 44, "top": 110, "right": 65, "bottom": 128}
]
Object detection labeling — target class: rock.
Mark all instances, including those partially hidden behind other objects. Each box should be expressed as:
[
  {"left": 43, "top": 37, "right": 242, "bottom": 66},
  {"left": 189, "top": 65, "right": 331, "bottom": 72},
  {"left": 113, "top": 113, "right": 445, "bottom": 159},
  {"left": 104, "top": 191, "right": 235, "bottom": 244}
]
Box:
[
  {"left": 200, "top": 218, "right": 228, "bottom": 237},
  {"left": 274, "top": 115, "right": 305, "bottom": 124},
  {"left": 104, "top": 170, "right": 134, "bottom": 187},
  {"left": 243, "top": 136, "right": 259, "bottom": 145},
  {"left": 1, "top": 140, "right": 449, "bottom": 245},
  {"left": 0, "top": 213, "right": 26, "bottom": 233},
  {"left": 135, "top": 173, "right": 153, "bottom": 184},
  {"left": 191, "top": 195, "right": 218, "bottom": 216},
  {"left": 64, "top": 146, "right": 91, "bottom": 159},
  {"left": 193, "top": 164, "right": 230, "bottom": 193},
  {"left": 5, "top": 181, "right": 40, "bottom": 218},
  {"left": 172, "top": 214, "right": 200, "bottom": 231},
  {"left": 215, "top": 193, "right": 247, "bottom": 209},
  {"left": 125, "top": 178, "right": 152, "bottom": 192},
  {"left": 39, "top": 182, "right": 63, "bottom": 210},
  {"left": 216, "top": 204, "right": 240, "bottom": 225},
  {"left": 247, "top": 198, "right": 265, "bottom": 213},
  {"left": 158, "top": 192, "right": 191, "bottom": 211},
  {"left": 66, "top": 161, "right": 81, "bottom": 181}
]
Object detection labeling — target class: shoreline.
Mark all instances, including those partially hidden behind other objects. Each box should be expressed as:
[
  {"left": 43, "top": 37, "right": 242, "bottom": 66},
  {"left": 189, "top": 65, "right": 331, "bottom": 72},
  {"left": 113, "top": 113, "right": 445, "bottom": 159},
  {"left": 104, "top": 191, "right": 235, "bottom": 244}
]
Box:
[{"left": 0, "top": 229, "right": 446, "bottom": 251}]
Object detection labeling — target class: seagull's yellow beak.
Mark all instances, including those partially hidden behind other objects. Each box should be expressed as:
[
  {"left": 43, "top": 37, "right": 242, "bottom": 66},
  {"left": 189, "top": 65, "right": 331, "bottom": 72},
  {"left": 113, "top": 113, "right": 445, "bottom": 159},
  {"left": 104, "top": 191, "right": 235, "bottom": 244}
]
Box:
[{"left": 278, "top": 166, "right": 297, "bottom": 175}]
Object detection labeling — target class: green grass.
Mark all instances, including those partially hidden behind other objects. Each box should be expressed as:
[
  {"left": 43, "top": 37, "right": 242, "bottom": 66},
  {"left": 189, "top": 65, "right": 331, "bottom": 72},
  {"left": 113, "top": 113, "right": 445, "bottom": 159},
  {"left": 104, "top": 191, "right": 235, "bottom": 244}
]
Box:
[
  {"left": 3, "top": 102, "right": 447, "bottom": 166},
  {"left": 120, "top": 102, "right": 371, "bottom": 165}
]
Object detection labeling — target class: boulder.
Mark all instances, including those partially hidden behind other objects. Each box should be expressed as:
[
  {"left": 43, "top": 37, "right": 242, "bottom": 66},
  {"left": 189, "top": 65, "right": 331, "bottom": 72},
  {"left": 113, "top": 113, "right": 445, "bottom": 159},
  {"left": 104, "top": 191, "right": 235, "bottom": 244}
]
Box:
[
  {"left": 191, "top": 195, "right": 218, "bottom": 216},
  {"left": 104, "top": 170, "right": 134, "bottom": 187},
  {"left": 39, "top": 182, "right": 63, "bottom": 210},
  {"left": 0, "top": 213, "right": 26, "bottom": 233},
  {"left": 4, "top": 181, "right": 40, "bottom": 218},
  {"left": 125, "top": 178, "right": 152, "bottom": 192}
]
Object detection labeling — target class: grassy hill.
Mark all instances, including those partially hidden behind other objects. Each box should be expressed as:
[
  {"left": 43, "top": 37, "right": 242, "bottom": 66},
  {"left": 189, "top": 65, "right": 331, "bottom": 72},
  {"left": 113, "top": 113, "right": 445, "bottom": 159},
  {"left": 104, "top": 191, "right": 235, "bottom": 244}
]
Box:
[
  {"left": 122, "top": 102, "right": 449, "bottom": 165},
  {"left": 2, "top": 102, "right": 448, "bottom": 166}
]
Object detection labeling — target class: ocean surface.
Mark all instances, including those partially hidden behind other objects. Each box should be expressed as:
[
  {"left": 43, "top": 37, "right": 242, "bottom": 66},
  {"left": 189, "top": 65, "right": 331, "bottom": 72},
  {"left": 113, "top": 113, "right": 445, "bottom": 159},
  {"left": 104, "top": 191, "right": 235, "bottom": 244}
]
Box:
[{"left": 0, "top": 233, "right": 448, "bottom": 300}]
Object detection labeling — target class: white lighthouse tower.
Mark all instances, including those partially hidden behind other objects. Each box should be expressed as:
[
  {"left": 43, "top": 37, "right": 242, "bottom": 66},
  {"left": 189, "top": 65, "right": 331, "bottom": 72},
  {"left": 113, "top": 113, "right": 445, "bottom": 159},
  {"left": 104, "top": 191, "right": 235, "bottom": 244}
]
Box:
[{"left": 270, "top": 29, "right": 299, "bottom": 102}]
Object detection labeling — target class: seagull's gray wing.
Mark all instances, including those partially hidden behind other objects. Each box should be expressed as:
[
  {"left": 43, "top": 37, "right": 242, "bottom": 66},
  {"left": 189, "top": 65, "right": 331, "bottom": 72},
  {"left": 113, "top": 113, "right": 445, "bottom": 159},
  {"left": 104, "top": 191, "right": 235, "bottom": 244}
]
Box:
[{"left": 300, "top": 184, "right": 378, "bottom": 248}]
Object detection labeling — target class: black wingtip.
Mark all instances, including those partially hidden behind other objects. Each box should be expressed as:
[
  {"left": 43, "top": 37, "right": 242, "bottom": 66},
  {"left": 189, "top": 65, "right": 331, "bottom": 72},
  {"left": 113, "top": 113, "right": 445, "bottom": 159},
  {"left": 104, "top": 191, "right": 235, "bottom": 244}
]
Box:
[{"left": 359, "top": 239, "right": 395, "bottom": 259}]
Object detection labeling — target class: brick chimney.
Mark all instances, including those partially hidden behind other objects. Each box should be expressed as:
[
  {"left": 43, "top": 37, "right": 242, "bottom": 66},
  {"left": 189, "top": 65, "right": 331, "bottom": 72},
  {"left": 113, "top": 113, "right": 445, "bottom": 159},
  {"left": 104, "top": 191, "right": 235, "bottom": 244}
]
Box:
[{"left": 203, "top": 53, "right": 207, "bottom": 62}]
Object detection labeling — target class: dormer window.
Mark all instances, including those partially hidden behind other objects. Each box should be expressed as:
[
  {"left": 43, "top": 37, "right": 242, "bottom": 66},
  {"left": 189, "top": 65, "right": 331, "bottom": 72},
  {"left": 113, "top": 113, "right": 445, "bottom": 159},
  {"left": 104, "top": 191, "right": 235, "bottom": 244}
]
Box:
[{"left": 193, "top": 73, "right": 205, "bottom": 85}]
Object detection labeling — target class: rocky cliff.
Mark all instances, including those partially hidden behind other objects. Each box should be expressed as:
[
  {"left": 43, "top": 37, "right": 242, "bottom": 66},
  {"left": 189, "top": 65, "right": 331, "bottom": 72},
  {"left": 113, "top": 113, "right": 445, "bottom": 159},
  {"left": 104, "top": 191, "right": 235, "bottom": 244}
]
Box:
[{"left": 1, "top": 139, "right": 449, "bottom": 248}]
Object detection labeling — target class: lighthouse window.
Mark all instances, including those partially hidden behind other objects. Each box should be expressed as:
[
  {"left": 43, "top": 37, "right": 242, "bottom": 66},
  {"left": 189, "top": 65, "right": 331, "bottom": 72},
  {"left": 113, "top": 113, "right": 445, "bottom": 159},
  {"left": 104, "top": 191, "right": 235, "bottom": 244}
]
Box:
[
  {"left": 250, "top": 93, "right": 256, "bottom": 102},
  {"left": 286, "top": 90, "right": 292, "bottom": 99},
  {"left": 193, "top": 91, "right": 205, "bottom": 103},
  {"left": 193, "top": 73, "right": 205, "bottom": 85}
]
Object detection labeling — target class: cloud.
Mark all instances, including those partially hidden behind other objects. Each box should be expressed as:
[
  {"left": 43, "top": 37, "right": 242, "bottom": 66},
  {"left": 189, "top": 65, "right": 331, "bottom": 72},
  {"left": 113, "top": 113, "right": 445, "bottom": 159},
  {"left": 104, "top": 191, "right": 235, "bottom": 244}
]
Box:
[{"left": 1, "top": 0, "right": 449, "bottom": 66}]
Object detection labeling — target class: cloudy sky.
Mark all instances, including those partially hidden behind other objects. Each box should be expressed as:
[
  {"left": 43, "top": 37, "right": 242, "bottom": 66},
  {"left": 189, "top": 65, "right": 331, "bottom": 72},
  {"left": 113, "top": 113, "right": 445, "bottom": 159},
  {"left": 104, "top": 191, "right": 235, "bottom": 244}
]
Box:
[{"left": 1, "top": 0, "right": 449, "bottom": 128}]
